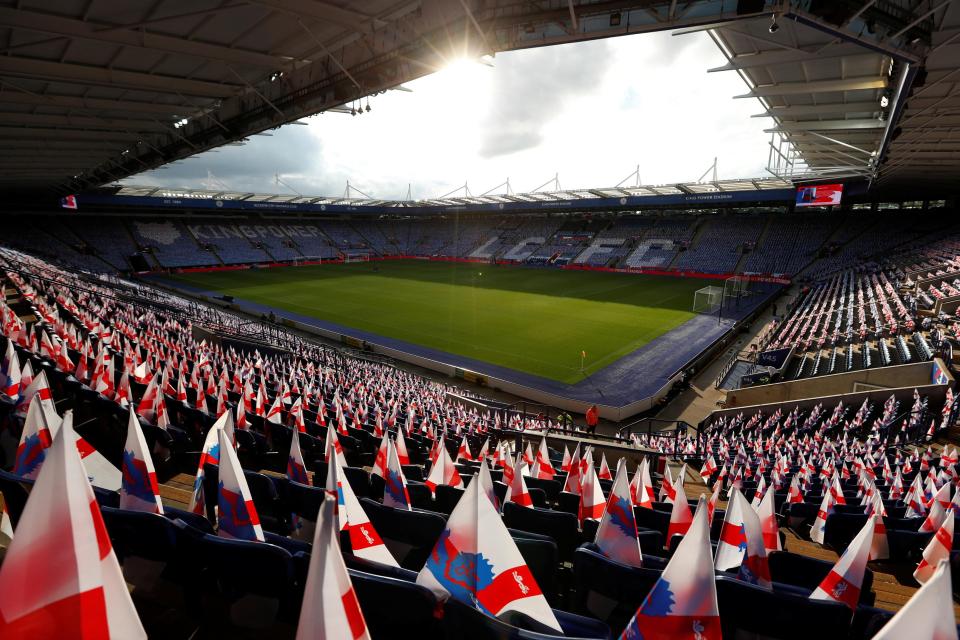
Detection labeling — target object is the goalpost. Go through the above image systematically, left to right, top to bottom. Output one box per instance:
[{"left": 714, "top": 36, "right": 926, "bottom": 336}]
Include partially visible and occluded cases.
[
  {"left": 344, "top": 253, "right": 371, "bottom": 263},
  {"left": 723, "top": 275, "right": 751, "bottom": 301},
  {"left": 692, "top": 286, "right": 723, "bottom": 314}
]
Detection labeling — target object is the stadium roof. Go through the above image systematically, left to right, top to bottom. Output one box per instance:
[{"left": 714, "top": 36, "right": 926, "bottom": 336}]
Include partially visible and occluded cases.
[
  {"left": 0, "top": 0, "right": 953, "bottom": 197},
  {"left": 696, "top": 2, "right": 960, "bottom": 190},
  {"left": 114, "top": 176, "right": 794, "bottom": 208}
]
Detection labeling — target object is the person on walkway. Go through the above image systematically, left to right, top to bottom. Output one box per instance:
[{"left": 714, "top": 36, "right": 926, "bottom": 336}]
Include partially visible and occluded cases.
[{"left": 585, "top": 404, "right": 599, "bottom": 436}]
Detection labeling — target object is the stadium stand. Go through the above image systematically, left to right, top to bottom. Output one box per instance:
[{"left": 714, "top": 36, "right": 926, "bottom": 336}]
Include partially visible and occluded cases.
[{"left": 1, "top": 238, "right": 958, "bottom": 638}]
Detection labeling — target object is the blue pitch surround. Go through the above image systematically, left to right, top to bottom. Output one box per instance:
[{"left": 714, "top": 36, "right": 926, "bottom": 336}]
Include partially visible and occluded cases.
[{"left": 154, "top": 275, "right": 779, "bottom": 415}]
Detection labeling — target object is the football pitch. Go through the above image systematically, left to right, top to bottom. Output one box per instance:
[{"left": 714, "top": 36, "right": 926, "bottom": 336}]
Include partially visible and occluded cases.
[{"left": 169, "top": 261, "right": 706, "bottom": 383}]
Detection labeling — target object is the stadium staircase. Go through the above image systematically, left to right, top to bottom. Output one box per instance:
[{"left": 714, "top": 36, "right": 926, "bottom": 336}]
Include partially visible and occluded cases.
[
  {"left": 732, "top": 215, "right": 773, "bottom": 274},
  {"left": 666, "top": 218, "right": 706, "bottom": 270},
  {"left": 347, "top": 222, "right": 383, "bottom": 258},
  {"left": 183, "top": 223, "right": 226, "bottom": 266}
]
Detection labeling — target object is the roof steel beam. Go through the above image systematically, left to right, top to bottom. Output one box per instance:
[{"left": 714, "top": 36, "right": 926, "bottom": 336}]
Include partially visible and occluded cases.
[
  {"left": 243, "top": 0, "right": 385, "bottom": 33},
  {"left": 0, "top": 7, "right": 296, "bottom": 69},
  {"left": 709, "top": 47, "right": 876, "bottom": 72},
  {"left": 0, "top": 56, "right": 239, "bottom": 98},
  {"left": 735, "top": 76, "right": 887, "bottom": 98},
  {"left": 0, "top": 91, "right": 197, "bottom": 116},
  {"left": 752, "top": 102, "right": 882, "bottom": 118},
  {"left": 0, "top": 112, "right": 169, "bottom": 132}
]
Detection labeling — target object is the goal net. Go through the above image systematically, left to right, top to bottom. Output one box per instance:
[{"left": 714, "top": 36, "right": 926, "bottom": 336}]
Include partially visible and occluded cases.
[
  {"left": 344, "top": 253, "right": 371, "bottom": 263},
  {"left": 723, "top": 275, "right": 751, "bottom": 300},
  {"left": 692, "top": 286, "right": 724, "bottom": 314}
]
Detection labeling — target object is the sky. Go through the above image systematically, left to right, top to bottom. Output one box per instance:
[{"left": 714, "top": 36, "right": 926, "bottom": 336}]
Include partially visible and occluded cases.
[{"left": 125, "top": 30, "right": 774, "bottom": 200}]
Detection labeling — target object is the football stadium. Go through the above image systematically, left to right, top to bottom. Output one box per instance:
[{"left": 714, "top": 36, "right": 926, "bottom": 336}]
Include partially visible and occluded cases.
[{"left": 1, "top": 0, "right": 960, "bottom": 638}]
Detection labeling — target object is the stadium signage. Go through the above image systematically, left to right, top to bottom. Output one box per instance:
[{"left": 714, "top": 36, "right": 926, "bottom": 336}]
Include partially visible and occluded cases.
[
  {"left": 78, "top": 188, "right": 796, "bottom": 216},
  {"left": 188, "top": 223, "right": 323, "bottom": 239}
]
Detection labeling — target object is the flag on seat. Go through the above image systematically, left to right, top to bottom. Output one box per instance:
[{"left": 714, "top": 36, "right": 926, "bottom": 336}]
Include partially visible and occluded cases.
[
  {"left": 0, "top": 339, "right": 20, "bottom": 400},
  {"left": 13, "top": 394, "right": 59, "bottom": 480},
  {"left": 120, "top": 408, "right": 163, "bottom": 515},
  {"left": 0, "top": 411, "right": 146, "bottom": 638},
  {"left": 187, "top": 411, "right": 230, "bottom": 517},
  {"left": 325, "top": 423, "right": 348, "bottom": 469},
  {"left": 287, "top": 425, "right": 310, "bottom": 486},
  {"left": 216, "top": 427, "right": 264, "bottom": 542},
  {"left": 371, "top": 432, "right": 389, "bottom": 479},
  {"left": 535, "top": 437, "right": 556, "bottom": 480},
  {"left": 383, "top": 438, "right": 412, "bottom": 511},
  {"left": 425, "top": 440, "right": 462, "bottom": 495},
  {"left": 326, "top": 441, "right": 399, "bottom": 567},
  {"left": 504, "top": 453, "right": 533, "bottom": 509},
  {"left": 579, "top": 457, "right": 606, "bottom": 523},
  {"left": 594, "top": 459, "right": 643, "bottom": 568},
  {"left": 417, "top": 476, "right": 562, "bottom": 632},
  {"left": 665, "top": 481, "right": 692, "bottom": 549},
  {"left": 754, "top": 485, "right": 782, "bottom": 552},
  {"left": 715, "top": 487, "right": 749, "bottom": 571},
  {"left": 729, "top": 490, "right": 771, "bottom": 589},
  {"left": 810, "top": 490, "right": 836, "bottom": 545},
  {"left": 295, "top": 495, "right": 370, "bottom": 640},
  {"left": 620, "top": 497, "right": 721, "bottom": 640},
  {"left": 914, "top": 513, "right": 953, "bottom": 584},
  {"left": 810, "top": 515, "right": 875, "bottom": 609},
  {"left": 873, "top": 560, "right": 957, "bottom": 640}
]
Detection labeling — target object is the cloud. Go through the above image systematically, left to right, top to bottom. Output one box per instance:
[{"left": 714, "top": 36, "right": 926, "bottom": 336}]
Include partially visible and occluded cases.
[
  {"left": 125, "top": 31, "right": 776, "bottom": 199},
  {"left": 477, "top": 39, "right": 613, "bottom": 158},
  {"left": 129, "top": 125, "right": 326, "bottom": 194}
]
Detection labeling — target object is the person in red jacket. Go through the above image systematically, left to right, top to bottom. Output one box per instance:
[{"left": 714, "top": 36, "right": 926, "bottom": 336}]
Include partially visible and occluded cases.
[{"left": 585, "top": 404, "right": 599, "bottom": 435}]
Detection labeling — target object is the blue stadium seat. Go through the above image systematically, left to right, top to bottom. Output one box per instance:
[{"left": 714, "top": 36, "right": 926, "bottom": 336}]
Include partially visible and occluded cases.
[
  {"left": 0, "top": 468, "right": 32, "bottom": 528},
  {"left": 435, "top": 483, "right": 465, "bottom": 514},
  {"left": 359, "top": 497, "right": 446, "bottom": 570},
  {"left": 502, "top": 502, "right": 581, "bottom": 562},
  {"left": 164, "top": 505, "right": 215, "bottom": 535},
  {"left": 101, "top": 506, "right": 178, "bottom": 564},
  {"left": 199, "top": 533, "right": 298, "bottom": 628},
  {"left": 572, "top": 542, "right": 667, "bottom": 634},
  {"left": 768, "top": 551, "right": 875, "bottom": 606},
  {"left": 348, "top": 568, "right": 442, "bottom": 638},
  {"left": 716, "top": 575, "right": 852, "bottom": 639},
  {"left": 442, "top": 597, "right": 612, "bottom": 639}
]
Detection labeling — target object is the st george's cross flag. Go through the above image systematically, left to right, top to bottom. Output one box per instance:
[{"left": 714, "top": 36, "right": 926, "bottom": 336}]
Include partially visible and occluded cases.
[
  {"left": 0, "top": 338, "right": 21, "bottom": 399},
  {"left": 119, "top": 408, "right": 164, "bottom": 515},
  {"left": 0, "top": 411, "right": 147, "bottom": 638},
  {"left": 325, "top": 422, "right": 348, "bottom": 469},
  {"left": 287, "top": 425, "right": 310, "bottom": 486},
  {"left": 535, "top": 436, "right": 556, "bottom": 479},
  {"left": 383, "top": 438, "right": 412, "bottom": 511},
  {"left": 425, "top": 440, "right": 463, "bottom": 495},
  {"left": 504, "top": 452, "right": 533, "bottom": 509},
  {"left": 579, "top": 456, "right": 607, "bottom": 523},
  {"left": 417, "top": 476, "right": 562, "bottom": 632},
  {"left": 665, "top": 481, "right": 693, "bottom": 549},
  {"left": 754, "top": 485, "right": 782, "bottom": 552},
  {"left": 295, "top": 495, "right": 370, "bottom": 640},
  {"left": 620, "top": 497, "right": 721, "bottom": 640},
  {"left": 914, "top": 513, "right": 954, "bottom": 585},
  {"left": 810, "top": 515, "right": 875, "bottom": 609},
  {"left": 873, "top": 560, "right": 958, "bottom": 640}
]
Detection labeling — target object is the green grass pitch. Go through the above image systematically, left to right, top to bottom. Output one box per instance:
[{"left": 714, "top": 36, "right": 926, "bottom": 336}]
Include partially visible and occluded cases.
[{"left": 170, "top": 261, "right": 705, "bottom": 383}]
